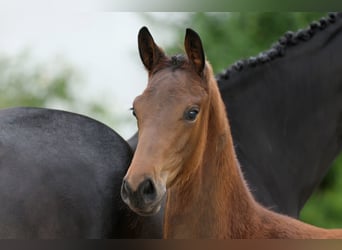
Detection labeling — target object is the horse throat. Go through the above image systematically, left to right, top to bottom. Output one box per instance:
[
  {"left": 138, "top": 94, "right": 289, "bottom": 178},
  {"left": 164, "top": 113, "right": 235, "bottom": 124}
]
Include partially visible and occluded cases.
[{"left": 163, "top": 77, "right": 257, "bottom": 239}]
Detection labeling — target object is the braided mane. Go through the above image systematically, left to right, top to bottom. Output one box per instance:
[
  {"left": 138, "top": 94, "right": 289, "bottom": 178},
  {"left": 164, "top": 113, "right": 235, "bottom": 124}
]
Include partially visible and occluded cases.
[{"left": 216, "top": 12, "right": 342, "bottom": 82}]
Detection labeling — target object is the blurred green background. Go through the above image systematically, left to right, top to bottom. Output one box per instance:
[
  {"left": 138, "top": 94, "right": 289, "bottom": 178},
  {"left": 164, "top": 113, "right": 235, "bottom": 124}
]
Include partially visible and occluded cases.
[
  {"left": 1, "top": 12, "right": 341, "bottom": 228},
  {"left": 0, "top": 49, "right": 129, "bottom": 137}
]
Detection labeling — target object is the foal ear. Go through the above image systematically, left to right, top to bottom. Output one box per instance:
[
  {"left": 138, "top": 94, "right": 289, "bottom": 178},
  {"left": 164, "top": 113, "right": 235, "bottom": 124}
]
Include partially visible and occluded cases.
[
  {"left": 138, "top": 26, "right": 166, "bottom": 72},
  {"left": 184, "top": 28, "right": 205, "bottom": 75}
]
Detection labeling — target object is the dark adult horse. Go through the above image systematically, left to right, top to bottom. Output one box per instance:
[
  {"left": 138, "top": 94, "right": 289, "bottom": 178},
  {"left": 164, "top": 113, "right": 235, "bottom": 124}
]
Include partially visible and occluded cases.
[
  {"left": 217, "top": 12, "right": 342, "bottom": 216},
  {"left": 0, "top": 13, "right": 341, "bottom": 238},
  {"left": 0, "top": 107, "right": 163, "bottom": 238},
  {"left": 0, "top": 107, "right": 126, "bottom": 238}
]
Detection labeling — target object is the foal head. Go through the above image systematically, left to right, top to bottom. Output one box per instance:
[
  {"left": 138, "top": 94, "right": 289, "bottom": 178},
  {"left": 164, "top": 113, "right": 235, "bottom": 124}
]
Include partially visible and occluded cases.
[{"left": 121, "top": 27, "right": 215, "bottom": 216}]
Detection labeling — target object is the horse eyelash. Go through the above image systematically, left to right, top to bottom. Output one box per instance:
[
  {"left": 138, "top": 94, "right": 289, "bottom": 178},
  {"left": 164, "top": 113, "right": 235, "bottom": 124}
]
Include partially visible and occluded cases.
[{"left": 130, "top": 107, "right": 137, "bottom": 117}]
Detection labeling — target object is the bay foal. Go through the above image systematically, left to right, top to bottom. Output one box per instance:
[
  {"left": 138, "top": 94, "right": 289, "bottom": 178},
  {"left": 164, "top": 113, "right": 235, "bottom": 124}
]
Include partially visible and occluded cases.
[{"left": 121, "top": 27, "right": 342, "bottom": 239}]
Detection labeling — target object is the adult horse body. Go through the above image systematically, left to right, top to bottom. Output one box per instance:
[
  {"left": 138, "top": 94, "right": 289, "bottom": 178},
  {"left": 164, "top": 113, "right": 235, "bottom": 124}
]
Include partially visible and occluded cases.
[
  {"left": 128, "top": 12, "right": 342, "bottom": 217},
  {"left": 122, "top": 26, "right": 342, "bottom": 238},
  {"left": 0, "top": 107, "right": 161, "bottom": 238}
]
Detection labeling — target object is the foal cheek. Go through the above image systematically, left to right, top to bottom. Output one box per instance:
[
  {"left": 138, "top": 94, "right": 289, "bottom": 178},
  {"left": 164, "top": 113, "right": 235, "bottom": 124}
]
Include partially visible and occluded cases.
[{"left": 160, "top": 140, "right": 190, "bottom": 188}]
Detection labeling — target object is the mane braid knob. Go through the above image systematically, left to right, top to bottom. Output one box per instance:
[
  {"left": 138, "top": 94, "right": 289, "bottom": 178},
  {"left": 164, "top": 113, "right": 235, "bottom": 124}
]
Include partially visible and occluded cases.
[
  {"left": 328, "top": 13, "right": 337, "bottom": 23},
  {"left": 319, "top": 18, "right": 328, "bottom": 30},
  {"left": 310, "top": 21, "right": 320, "bottom": 31},
  {"left": 297, "top": 29, "right": 311, "bottom": 41},
  {"left": 258, "top": 53, "right": 271, "bottom": 63},
  {"left": 233, "top": 61, "right": 245, "bottom": 71}
]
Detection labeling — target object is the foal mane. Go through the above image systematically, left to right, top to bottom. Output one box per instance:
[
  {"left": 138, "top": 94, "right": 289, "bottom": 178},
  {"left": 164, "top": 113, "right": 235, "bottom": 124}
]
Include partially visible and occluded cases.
[{"left": 216, "top": 12, "right": 342, "bottom": 82}]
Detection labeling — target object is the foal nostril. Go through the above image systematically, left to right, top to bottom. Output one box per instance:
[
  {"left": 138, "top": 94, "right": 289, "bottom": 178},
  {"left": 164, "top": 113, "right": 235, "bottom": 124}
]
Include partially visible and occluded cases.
[
  {"left": 121, "top": 178, "right": 158, "bottom": 206},
  {"left": 139, "top": 178, "right": 157, "bottom": 202},
  {"left": 121, "top": 179, "right": 132, "bottom": 200}
]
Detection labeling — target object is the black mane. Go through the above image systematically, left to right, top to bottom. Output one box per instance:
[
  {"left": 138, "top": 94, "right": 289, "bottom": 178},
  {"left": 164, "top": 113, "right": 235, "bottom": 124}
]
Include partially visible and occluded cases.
[{"left": 216, "top": 12, "right": 342, "bottom": 82}]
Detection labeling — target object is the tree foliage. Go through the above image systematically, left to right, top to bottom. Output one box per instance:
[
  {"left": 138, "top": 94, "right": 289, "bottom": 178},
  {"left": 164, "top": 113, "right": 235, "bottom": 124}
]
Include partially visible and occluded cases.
[
  {"left": 0, "top": 51, "right": 127, "bottom": 132},
  {"left": 0, "top": 51, "right": 74, "bottom": 108}
]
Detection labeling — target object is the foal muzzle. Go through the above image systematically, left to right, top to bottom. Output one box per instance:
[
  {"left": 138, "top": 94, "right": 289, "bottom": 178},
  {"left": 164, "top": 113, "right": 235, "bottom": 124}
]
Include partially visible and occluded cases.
[{"left": 121, "top": 177, "right": 165, "bottom": 216}]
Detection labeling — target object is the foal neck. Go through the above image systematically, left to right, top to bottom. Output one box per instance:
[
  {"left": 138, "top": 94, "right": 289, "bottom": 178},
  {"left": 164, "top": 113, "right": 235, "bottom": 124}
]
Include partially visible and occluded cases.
[{"left": 163, "top": 65, "right": 257, "bottom": 239}]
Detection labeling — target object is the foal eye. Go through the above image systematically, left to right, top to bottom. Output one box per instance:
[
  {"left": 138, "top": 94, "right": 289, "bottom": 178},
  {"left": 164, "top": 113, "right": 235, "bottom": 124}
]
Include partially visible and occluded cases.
[
  {"left": 130, "top": 107, "right": 136, "bottom": 117},
  {"left": 184, "top": 107, "right": 199, "bottom": 122}
]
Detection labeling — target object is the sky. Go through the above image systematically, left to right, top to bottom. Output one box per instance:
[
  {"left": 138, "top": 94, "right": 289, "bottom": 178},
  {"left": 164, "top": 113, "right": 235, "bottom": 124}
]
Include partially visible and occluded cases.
[{"left": 0, "top": 5, "right": 181, "bottom": 138}]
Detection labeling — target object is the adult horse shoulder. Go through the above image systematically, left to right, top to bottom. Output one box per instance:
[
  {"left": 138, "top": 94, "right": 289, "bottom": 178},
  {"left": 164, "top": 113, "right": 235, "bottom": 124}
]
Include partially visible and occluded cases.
[
  {"left": 128, "top": 12, "right": 342, "bottom": 217},
  {"left": 122, "top": 26, "right": 342, "bottom": 239},
  {"left": 0, "top": 107, "right": 162, "bottom": 238}
]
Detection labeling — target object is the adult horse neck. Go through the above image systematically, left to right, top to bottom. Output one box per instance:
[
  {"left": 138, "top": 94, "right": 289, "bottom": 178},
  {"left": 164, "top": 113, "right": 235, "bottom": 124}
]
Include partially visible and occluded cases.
[
  {"left": 216, "top": 12, "right": 342, "bottom": 216},
  {"left": 122, "top": 26, "right": 342, "bottom": 239}
]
